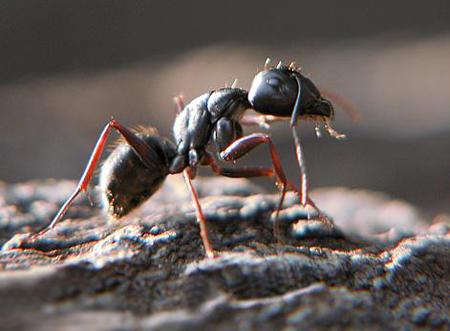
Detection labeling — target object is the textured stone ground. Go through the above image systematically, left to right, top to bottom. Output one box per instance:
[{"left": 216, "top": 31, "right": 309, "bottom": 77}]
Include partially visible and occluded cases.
[{"left": 0, "top": 177, "right": 448, "bottom": 331}]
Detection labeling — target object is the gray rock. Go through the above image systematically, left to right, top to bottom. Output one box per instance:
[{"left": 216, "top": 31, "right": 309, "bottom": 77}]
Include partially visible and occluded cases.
[{"left": 0, "top": 177, "right": 448, "bottom": 331}]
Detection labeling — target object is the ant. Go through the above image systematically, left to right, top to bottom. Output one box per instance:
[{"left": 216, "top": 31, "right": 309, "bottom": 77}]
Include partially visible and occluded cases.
[{"left": 34, "top": 59, "right": 353, "bottom": 258}]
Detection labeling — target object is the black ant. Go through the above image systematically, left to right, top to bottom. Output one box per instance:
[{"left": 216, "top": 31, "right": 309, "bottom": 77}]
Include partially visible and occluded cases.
[{"left": 35, "top": 59, "right": 353, "bottom": 258}]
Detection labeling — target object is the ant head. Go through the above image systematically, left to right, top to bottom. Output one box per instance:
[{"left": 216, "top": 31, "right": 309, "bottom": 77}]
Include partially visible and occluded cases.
[{"left": 248, "top": 62, "right": 334, "bottom": 119}]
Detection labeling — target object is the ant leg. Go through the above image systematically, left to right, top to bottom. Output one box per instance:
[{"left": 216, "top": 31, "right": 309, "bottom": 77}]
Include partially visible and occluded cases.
[
  {"left": 288, "top": 74, "right": 310, "bottom": 206},
  {"left": 289, "top": 75, "right": 336, "bottom": 213},
  {"left": 241, "top": 114, "right": 314, "bottom": 208},
  {"left": 38, "top": 119, "right": 158, "bottom": 235},
  {"left": 291, "top": 126, "right": 308, "bottom": 206},
  {"left": 291, "top": 126, "right": 331, "bottom": 224},
  {"left": 288, "top": 128, "right": 333, "bottom": 224},
  {"left": 219, "top": 133, "right": 294, "bottom": 238},
  {"left": 220, "top": 133, "right": 287, "bottom": 186},
  {"left": 211, "top": 147, "right": 330, "bottom": 229},
  {"left": 204, "top": 151, "right": 296, "bottom": 190},
  {"left": 203, "top": 152, "right": 290, "bottom": 240},
  {"left": 204, "top": 152, "right": 273, "bottom": 178},
  {"left": 182, "top": 169, "right": 215, "bottom": 258}
]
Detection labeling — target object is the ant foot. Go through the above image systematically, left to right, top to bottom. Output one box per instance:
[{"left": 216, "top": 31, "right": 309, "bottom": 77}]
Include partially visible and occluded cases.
[
  {"left": 272, "top": 200, "right": 342, "bottom": 241},
  {"left": 30, "top": 227, "right": 52, "bottom": 240},
  {"left": 2, "top": 232, "right": 37, "bottom": 251},
  {"left": 205, "top": 248, "right": 217, "bottom": 259}
]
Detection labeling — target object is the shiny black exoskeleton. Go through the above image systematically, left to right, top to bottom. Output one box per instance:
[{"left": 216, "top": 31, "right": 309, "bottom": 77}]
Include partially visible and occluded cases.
[
  {"left": 38, "top": 59, "right": 346, "bottom": 258},
  {"left": 248, "top": 62, "right": 335, "bottom": 125},
  {"left": 100, "top": 88, "right": 254, "bottom": 219},
  {"left": 169, "top": 88, "right": 250, "bottom": 175}
]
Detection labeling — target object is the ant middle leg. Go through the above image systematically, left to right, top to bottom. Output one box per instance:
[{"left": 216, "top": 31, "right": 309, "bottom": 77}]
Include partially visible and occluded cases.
[
  {"left": 290, "top": 125, "right": 332, "bottom": 224},
  {"left": 219, "top": 133, "right": 297, "bottom": 239},
  {"left": 219, "top": 133, "right": 289, "bottom": 187},
  {"left": 182, "top": 151, "right": 284, "bottom": 257},
  {"left": 203, "top": 152, "right": 293, "bottom": 240},
  {"left": 182, "top": 168, "right": 215, "bottom": 258}
]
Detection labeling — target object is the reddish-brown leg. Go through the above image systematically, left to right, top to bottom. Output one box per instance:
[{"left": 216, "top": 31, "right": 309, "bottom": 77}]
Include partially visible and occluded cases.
[
  {"left": 290, "top": 78, "right": 334, "bottom": 217},
  {"left": 243, "top": 114, "right": 323, "bottom": 216},
  {"left": 38, "top": 119, "right": 157, "bottom": 235},
  {"left": 291, "top": 125, "right": 332, "bottom": 224},
  {"left": 291, "top": 126, "right": 308, "bottom": 206},
  {"left": 219, "top": 133, "right": 295, "bottom": 239},
  {"left": 220, "top": 133, "right": 288, "bottom": 186},
  {"left": 185, "top": 151, "right": 281, "bottom": 258},
  {"left": 203, "top": 152, "right": 290, "bottom": 240},
  {"left": 203, "top": 152, "right": 274, "bottom": 178},
  {"left": 183, "top": 169, "right": 215, "bottom": 258}
]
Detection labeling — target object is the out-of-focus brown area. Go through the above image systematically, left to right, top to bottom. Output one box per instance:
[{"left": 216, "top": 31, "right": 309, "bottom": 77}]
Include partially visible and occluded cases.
[{"left": 0, "top": 1, "right": 449, "bottom": 215}]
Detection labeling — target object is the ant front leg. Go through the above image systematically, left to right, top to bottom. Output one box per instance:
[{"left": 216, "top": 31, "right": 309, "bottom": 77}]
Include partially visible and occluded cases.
[
  {"left": 289, "top": 74, "right": 310, "bottom": 207},
  {"left": 289, "top": 75, "right": 335, "bottom": 210},
  {"left": 37, "top": 119, "right": 156, "bottom": 235},
  {"left": 291, "top": 125, "right": 332, "bottom": 225},
  {"left": 291, "top": 126, "right": 308, "bottom": 206},
  {"left": 203, "top": 152, "right": 274, "bottom": 179}
]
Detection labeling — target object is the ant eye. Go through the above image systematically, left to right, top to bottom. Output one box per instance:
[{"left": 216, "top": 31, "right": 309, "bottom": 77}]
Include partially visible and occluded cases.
[{"left": 266, "top": 78, "right": 281, "bottom": 87}]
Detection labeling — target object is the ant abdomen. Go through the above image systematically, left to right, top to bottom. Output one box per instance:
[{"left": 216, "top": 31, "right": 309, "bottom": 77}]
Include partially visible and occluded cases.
[{"left": 99, "top": 127, "right": 176, "bottom": 218}]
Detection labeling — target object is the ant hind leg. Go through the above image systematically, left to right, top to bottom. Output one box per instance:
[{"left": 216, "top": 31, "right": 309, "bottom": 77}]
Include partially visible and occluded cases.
[{"left": 36, "top": 119, "right": 158, "bottom": 236}]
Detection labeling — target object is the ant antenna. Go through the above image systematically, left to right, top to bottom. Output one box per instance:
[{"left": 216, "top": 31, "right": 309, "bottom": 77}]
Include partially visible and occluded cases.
[
  {"left": 231, "top": 79, "right": 238, "bottom": 88},
  {"left": 320, "top": 88, "right": 361, "bottom": 123}
]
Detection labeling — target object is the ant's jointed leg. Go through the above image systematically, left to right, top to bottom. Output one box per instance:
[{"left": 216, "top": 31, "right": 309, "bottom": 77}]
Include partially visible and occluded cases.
[
  {"left": 39, "top": 119, "right": 163, "bottom": 234},
  {"left": 219, "top": 133, "right": 294, "bottom": 238},
  {"left": 183, "top": 169, "right": 215, "bottom": 258}
]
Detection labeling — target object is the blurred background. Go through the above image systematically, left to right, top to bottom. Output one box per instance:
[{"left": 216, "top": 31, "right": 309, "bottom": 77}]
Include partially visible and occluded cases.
[{"left": 0, "top": 1, "right": 449, "bottom": 215}]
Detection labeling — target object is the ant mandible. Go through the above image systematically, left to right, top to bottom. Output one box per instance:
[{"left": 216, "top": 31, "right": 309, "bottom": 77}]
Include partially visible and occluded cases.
[{"left": 35, "top": 59, "right": 352, "bottom": 258}]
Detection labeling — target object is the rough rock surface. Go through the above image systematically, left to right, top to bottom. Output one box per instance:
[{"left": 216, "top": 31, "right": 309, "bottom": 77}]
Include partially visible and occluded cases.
[{"left": 0, "top": 177, "right": 448, "bottom": 331}]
